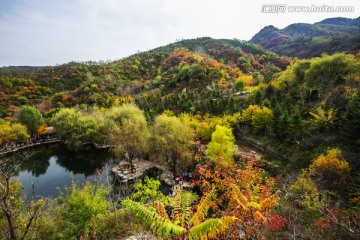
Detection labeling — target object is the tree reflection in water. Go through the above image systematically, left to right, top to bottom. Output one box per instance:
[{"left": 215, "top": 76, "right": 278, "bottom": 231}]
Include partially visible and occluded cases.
[{"left": 9, "top": 143, "right": 115, "bottom": 197}]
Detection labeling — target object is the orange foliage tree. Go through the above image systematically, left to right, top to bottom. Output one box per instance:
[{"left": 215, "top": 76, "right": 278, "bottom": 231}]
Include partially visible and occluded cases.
[
  {"left": 37, "top": 124, "right": 48, "bottom": 135},
  {"left": 309, "top": 148, "right": 350, "bottom": 188},
  {"left": 194, "top": 156, "right": 280, "bottom": 239}
]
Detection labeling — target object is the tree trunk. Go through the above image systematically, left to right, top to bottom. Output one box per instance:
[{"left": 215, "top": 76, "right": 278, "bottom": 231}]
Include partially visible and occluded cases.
[
  {"left": 170, "top": 154, "right": 177, "bottom": 180},
  {"left": 2, "top": 178, "right": 17, "bottom": 240}
]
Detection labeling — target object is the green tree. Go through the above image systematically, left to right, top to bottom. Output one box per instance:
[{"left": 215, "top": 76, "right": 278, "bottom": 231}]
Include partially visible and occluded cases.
[
  {"left": 234, "top": 77, "right": 245, "bottom": 91},
  {"left": 342, "top": 90, "right": 360, "bottom": 146},
  {"left": 105, "top": 104, "right": 149, "bottom": 167},
  {"left": 16, "top": 106, "right": 43, "bottom": 135},
  {"left": 50, "top": 108, "right": 105, "bottom": 151},
  {"left": 150, "top": 114, "right": 193, "bottom": 178},
  {"left": 206, "top": 125, "right": 235, "bottom": 166},
  {"left": 131, "top": 176, "right": 169, "bottom": 204},
  {"left": 54, "top": 181, "right": 112, "bottom": 239}
]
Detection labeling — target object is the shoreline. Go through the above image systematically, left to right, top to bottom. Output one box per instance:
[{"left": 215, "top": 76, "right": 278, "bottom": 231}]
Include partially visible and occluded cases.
[
  {"left": 0, "top": 138, "right": 61, "bottom": 156},
  {"left": 0, "top": 139, "right": 113, "bottom": 156}
]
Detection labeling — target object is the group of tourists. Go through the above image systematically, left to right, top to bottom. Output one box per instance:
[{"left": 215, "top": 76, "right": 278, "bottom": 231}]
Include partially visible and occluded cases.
[
  {"left": 0, "top": 135, "right": 57, "bottom": 154},
  {"left": 169, "top": 171, "right": 194, "bottom": 197},
  {"left": 175, "top": 171, "right": 193, "bottom": 184}
]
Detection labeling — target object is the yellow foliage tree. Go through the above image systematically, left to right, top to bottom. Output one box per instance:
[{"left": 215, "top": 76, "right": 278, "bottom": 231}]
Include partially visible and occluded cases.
[
  {"left": 242, "top": 105, "right": 274, "bottom": 133},
  {"left": 242, "top": 105, "right": 261, "bottom": 125},
  {"left": 309, "top": 105, "right": 337, "bottom": 130},
  {"left": 206, "top": 125, "right": 236, "bottom": 166},
  {"left": 309, "top": 148, "right": 350, "bottom": 187}
]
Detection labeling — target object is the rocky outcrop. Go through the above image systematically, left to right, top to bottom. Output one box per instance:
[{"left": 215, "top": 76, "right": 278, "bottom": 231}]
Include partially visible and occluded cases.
[{"left": 112, "top": 159, "right": 174, "bottom": 186}]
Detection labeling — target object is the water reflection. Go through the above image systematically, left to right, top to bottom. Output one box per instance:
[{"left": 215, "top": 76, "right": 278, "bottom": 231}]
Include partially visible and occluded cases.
[
  {"left": 6, "top": 143, "right": 170, "bottom": 198},
  {"left": 10, "top": 143, "right": 114, "bottom": 197},
  {"left": 52, "top": 145, "right": 111, "bottom": 177},
  {"left": 19, "top": 148, "right": 52, "bottom": 177}
]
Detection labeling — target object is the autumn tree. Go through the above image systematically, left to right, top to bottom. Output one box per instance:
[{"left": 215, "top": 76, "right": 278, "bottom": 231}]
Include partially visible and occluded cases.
[
  {"left": 105, "top": 104, "right": 149, "bottom": 166},
  {"left": 241, "top": 104, "right": 274, "bottom": 134},
  {"left": 241, "top": 104, "right": 261, "bottom": 125},
  {"left": 309, "top": 105, "right": 337, "bottom": 131},
  {"left": 16, "top": 106, "right": 43, "bottom": 136},
  {"left": 252, "top": 106, "right": 274, "bottom": 134},
  {"left": 50, "top": 108, "right": 105, "bottom": 151},
  {"left": 181, "top": 113, "right": 235, "bottom": 142},
  {"left": 150, "top": 114, "right": 193, "bottom": 178},
  {"left": 0, "top": 122, "right": 29, "bottom": 145},
  {"left": 0, "top": 122, "right": 13, "bottom": 145},
  {"left": 11, "top": 123, "right": 29, "bottom": 142},
  {"left": 37, "top": 124, "right": 48, "bottom": 135},
  {"left": 206, "top": 125, "right": 235, "bottom": 166},
  {"left": 309, "top": 148, "right": 350, "bottom": 189},
  {"left": 195, "top": 156, "right": 280, "bottom": 239},
  {"left": 275, "top": 161, "right": 357, "bottom": 239},
  {"left": 271, "top": 172, "right": 324, "bottom": 239},
  {"left": 124, "top": 187, "right": 237, "bottom": 239}
]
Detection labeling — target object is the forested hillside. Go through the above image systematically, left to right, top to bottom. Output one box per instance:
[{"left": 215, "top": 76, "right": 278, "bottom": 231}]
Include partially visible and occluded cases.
[
  {"left": 251, "top": 17, "right": 360, "bottom": 58},
  {"left": 1, "top": 23, "right": 360, "bottom": 239},
  {"left": 1, "top": 37, "right": 358, "bottom": 169},
  {"left": 0, "top": 38, "right": 290, "bottom": 119}
]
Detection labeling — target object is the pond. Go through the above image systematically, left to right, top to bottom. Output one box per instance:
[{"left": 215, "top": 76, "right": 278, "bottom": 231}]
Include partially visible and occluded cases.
[
  {"left": 2, "top": 142, "right": 272, "bottom": 198},
  {"left": 6, "top": 143, "right": 115, "bottom": 197}
]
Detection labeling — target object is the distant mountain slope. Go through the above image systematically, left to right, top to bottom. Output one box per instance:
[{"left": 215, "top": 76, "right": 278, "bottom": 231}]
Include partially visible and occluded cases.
[
  {"left": 250, "top": 17, "right": 360, "bottom": 58},
  {"left": 0, "top": 37, "right": 290, "bottom": 118}
]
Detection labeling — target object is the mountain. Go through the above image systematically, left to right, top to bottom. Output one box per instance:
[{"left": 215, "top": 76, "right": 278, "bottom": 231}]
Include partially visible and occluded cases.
[
  {"left": 250, "top": 17, "right": 360, "bottom": 58},
  {"left": 0, "top": 25, "right": 359, "bottom": 169},
  {"left": 0, "top": 37, "right": 290, "bottom": 119}
]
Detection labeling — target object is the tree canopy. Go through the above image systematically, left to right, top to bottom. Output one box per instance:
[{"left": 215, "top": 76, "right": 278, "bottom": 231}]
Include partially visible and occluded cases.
[
  {"left": 105, "top": 104, "right": 150, "bottom": 162},
  {"left": 16, "top": 105, "right": 43, "bottom": 135},
  {"left": 150, "top": 114, "right": 194, "bottom": 176},
  {"left": 206, "top": 125, "right": 235, "bottom": 166}
]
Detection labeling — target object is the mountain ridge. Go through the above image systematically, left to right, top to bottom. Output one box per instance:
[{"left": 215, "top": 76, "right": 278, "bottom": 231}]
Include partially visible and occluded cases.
[{"left": 251, "top": 16, "right": 360, "bottom": 58}]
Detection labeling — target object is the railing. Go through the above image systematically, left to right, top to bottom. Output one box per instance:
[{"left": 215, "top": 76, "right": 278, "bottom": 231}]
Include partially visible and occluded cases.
[
  {"left": 0, "top": 137, "right": 61, "bottom": 155},
  {"left": 0, "top": 138, "right": 118, "bottom": 156}
]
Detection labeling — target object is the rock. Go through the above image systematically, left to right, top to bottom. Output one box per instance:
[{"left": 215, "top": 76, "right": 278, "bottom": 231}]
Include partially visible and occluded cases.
[
  {"left": 112, "top": 160, "right": 174, "bottom": 184},
  {"left": 126, "top": 237, "right": 137, "bottom": 240}
]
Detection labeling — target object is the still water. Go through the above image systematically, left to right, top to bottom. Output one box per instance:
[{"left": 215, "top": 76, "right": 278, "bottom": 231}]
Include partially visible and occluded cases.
[{"left": 10, "top": 143, "right": 115, "bottom": 197}]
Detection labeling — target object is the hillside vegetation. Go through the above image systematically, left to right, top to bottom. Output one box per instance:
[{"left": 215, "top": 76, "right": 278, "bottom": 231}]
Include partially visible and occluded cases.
[
  {"left": 251, "top": 17, "right": 360, "bottom": 58},
  {"left": 1, "top": 19, "right": 360, "bottom": 239},
  {"left": 0, "top": 38, "right": 290, "bottom": 119}
]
